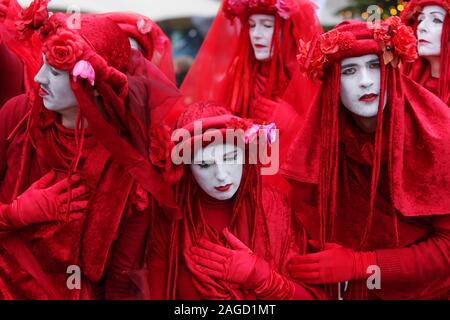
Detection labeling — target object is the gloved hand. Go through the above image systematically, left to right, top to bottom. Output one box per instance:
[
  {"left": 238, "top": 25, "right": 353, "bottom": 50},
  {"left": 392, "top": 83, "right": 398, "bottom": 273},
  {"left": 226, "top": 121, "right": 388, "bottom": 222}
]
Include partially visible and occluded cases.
[
  {"left": 254, "top": 97, "right": 280, "bottom": 123},
  {"left": 1, "top": 171, "right": 89, "bottom": 230},
  {"left": 191, "top": 228, "right": 271, "bottom": 289},
  {"left": 287, "top": 240, "right": 377, "bottom": 284}
]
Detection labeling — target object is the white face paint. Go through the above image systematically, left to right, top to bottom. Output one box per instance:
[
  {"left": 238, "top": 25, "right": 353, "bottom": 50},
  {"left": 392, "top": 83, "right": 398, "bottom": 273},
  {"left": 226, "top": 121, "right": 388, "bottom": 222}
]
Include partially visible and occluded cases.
[
  {"left": 417, "top": 5, "right": 446, "bottom": 57},
  {"left": 248, "top": 14, "right": 275, "bottom": 61},
  {"left": 340, "top": 54, "right": 387, "bottom": 118},
  {"left": 34, "top": 55, "right": 78, "bottom": 112},
  {"left": 190, "top": 143, "right": 244, "bottom": 201}
]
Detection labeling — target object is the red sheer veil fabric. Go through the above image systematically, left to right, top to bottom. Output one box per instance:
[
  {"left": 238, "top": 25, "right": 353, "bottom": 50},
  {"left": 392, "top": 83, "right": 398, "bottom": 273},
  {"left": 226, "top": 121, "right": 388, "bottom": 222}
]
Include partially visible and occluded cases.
[
  {"left": 0, "top": 0, "right": 30, "bottom": 103},
  {"left": 179, "top": 0, "right": 322, "bottom": 117},
  {"left": 402, "top": 0, "right": 450, "bottom": 105},
  {"left": 102, "top": 12, "right": 176, "bottom": 84},
  {"left": 282, "top": 19, "right": 450, "bottom": 252}
]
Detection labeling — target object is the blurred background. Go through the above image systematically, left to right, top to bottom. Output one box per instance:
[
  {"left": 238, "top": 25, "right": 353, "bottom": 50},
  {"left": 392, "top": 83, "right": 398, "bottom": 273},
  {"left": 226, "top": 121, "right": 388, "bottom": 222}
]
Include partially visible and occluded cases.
[{"left": 17, "top": 0, "right": 410, "bottom": 85}]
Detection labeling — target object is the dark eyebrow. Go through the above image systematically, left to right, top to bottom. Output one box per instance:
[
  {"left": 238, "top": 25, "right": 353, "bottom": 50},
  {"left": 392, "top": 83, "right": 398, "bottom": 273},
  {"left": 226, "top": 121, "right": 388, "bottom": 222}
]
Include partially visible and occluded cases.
[
  {"left": 419, "top": 11, "right": 445, "bottom": 16},
  {"left": 368, "top": 59, "right": 379, "bottom": 64},
  {"left": 341, "top": 63, "right": 358, "bottom": 69}
]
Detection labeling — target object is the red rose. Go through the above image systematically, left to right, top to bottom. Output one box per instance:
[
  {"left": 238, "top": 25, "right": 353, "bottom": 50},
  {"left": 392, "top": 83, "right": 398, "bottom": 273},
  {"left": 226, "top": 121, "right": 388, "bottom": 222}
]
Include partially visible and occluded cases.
[
  {"left": 16, "top": 0, "right": 49, "bottom": 39},
  {"left": 225, "top": 0, "right": 248, "bottom": 18},
  {"left": 373, "top": 23, "right": 393, "bottom": 49},
  {"left": 393, "top": 24, "right": 418, "bottom": 63},
  {"left": 42, "top": 30, "right": 84, "bottom": 71},
  {"left": 319, "top": 30, "right": 340, "bottom": 55},
  {"left": 297, "top": 39, "right": 325, "bottom": 80},
  {"left": 149, "top": 125, "right": 174, "bottom": 170},
  {"left": 149, "top": 125, "right": 184, "bottom": 184}
]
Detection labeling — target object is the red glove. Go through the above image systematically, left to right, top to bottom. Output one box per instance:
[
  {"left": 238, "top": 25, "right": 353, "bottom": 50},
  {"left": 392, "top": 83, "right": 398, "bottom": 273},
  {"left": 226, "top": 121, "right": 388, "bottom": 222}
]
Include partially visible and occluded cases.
[
  {"left": 254, "top": 97, "right": 281, "bottom": 123},
  {"left": 0, "top": 171, "right": 89, "bottom": 230},
  {"left": 191, "top": 228, "right": 271, "bottom": 289},
  {"left": 287, "top": 241, "right": 377, "bottom": 284}
]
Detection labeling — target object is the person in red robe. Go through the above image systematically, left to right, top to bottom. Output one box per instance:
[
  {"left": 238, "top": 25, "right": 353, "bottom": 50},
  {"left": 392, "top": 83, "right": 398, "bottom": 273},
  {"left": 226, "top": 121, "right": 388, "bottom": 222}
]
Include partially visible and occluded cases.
[
  {"left": 0, "top": 0, "right": 180, "bottom": 299},
  {"left": 0, "top": 0, "right": 24, "bottom": 107},
  {"left": 180, "top": 0, "right": 321, "bottom": 123},
  {"left": 402, "top": 0, "right": 450, "bottom": 106},
  {"left": 102, "top": 12, "right": 176, "bottom": 84},
  {"left": 282, "top": 19, "right": 450, "bottom": 299},
  {"left": 105, "top": 101, "right": 325, "bottom": 300}
]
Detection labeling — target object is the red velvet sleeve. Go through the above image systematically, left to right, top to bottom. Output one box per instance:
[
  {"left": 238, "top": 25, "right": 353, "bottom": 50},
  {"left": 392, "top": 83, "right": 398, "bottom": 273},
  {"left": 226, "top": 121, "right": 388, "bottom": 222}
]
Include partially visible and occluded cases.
[
  {"left": 0, "top": 94, "right": 29, "bottom": 181},
  {"left": 104, "top": 204, "right": 151, "bottom": 300},
  {"left": 147, "top": 209, "right": 172, "bottom": 300},
  {"left": 376, "top": 214, "right": 450, "bottom": 283}
]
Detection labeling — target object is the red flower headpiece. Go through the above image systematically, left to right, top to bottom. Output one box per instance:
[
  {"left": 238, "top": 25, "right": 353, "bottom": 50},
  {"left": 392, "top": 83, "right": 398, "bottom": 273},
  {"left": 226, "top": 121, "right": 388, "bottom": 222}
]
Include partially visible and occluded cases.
[
  {"left": 14, "top": 0, "right": 130, "bottom": 97},
  {"left": 224, "top": 0, "right": 300, "bottom": 20},
  {"left": 297, "top": 19, "right": 418, "bottom": 80}
]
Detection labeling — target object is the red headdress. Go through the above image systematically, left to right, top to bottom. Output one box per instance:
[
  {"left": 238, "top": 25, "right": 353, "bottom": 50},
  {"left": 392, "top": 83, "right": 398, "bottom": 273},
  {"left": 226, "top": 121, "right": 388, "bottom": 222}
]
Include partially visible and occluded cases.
[
  {"left": 179, "top": 0, "right": 322, "bottom": 119},
  {"left": 401, "top": 0, "right": 450, "bottom": 105},
  {"left": 102, "top": 12, "right": 175, "bottom": 83},
  {"left": 282, "top": 19, "right": 450, "bottom": 255}
]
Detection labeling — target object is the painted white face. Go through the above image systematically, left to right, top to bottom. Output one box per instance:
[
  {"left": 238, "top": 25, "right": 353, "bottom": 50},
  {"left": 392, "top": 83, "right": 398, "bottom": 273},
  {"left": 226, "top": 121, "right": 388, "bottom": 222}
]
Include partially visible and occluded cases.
[
  {"left": 417, "top": 5, "right": 446, "bottom": 57},
  {"left": 249, "top": 14, "right": 275, "bottom": 61},
  {"left": 340, "top": 54, "right": 387, "bottom": 118},
  {"left": 34, "top": 55, "right": 78, "bottom": 112},
  {"left": 190, "top": 143, "right": 244, "bottom": 201}
]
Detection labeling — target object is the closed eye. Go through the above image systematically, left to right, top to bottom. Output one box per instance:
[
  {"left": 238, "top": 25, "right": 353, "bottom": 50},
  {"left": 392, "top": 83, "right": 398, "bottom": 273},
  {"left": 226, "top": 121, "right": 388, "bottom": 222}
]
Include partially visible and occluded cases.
[{"left": 198, "top": 163, "right": 212, "bottom": 169}]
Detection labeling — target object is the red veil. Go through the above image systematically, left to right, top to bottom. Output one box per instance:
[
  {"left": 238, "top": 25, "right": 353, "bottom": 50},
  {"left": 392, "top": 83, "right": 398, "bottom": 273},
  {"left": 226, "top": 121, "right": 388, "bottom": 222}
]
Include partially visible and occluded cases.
[
  {"left": 0, "top": 0, "right": 28, "bottom": 105},
  {"left": 179, "top": 0, "right": 322, "bottom": 118},
  {"left": 401, "top": 0, "right": 450, "bottom": 106},
  {"left": 102, "top": 12, "right": 176, "bottom": 84}
]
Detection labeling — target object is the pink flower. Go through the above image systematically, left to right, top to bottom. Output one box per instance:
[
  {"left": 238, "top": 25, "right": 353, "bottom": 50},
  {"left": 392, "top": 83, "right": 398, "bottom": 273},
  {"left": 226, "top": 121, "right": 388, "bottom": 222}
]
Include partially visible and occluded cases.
[
  {"left": 275, "top": 0, "right": 298, "bottom": 19},
  {"left": 137, "top": 18, "right": 152, "bottom": 35},
  {"left": 72, "top": 60, "right": 95, "bottom": 86},
  {"left": 243, "top": 123, "right": 277, "bottom": 144},
  {"left": 243, "top": 124, "right": 260, "bottom": 144}
]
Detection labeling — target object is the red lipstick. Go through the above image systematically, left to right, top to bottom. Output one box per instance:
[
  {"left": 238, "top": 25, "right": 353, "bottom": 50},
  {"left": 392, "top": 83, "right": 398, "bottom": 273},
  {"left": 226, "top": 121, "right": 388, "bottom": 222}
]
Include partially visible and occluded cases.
[
  {"left": 39, "top": 88, "right": 49, "bottom": 97},
  {"left": 359, "top": 93, "right": 378, "bottom": 103},
  {"left": 215, "top": 184, "right": 232, "bottom": 192}
]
